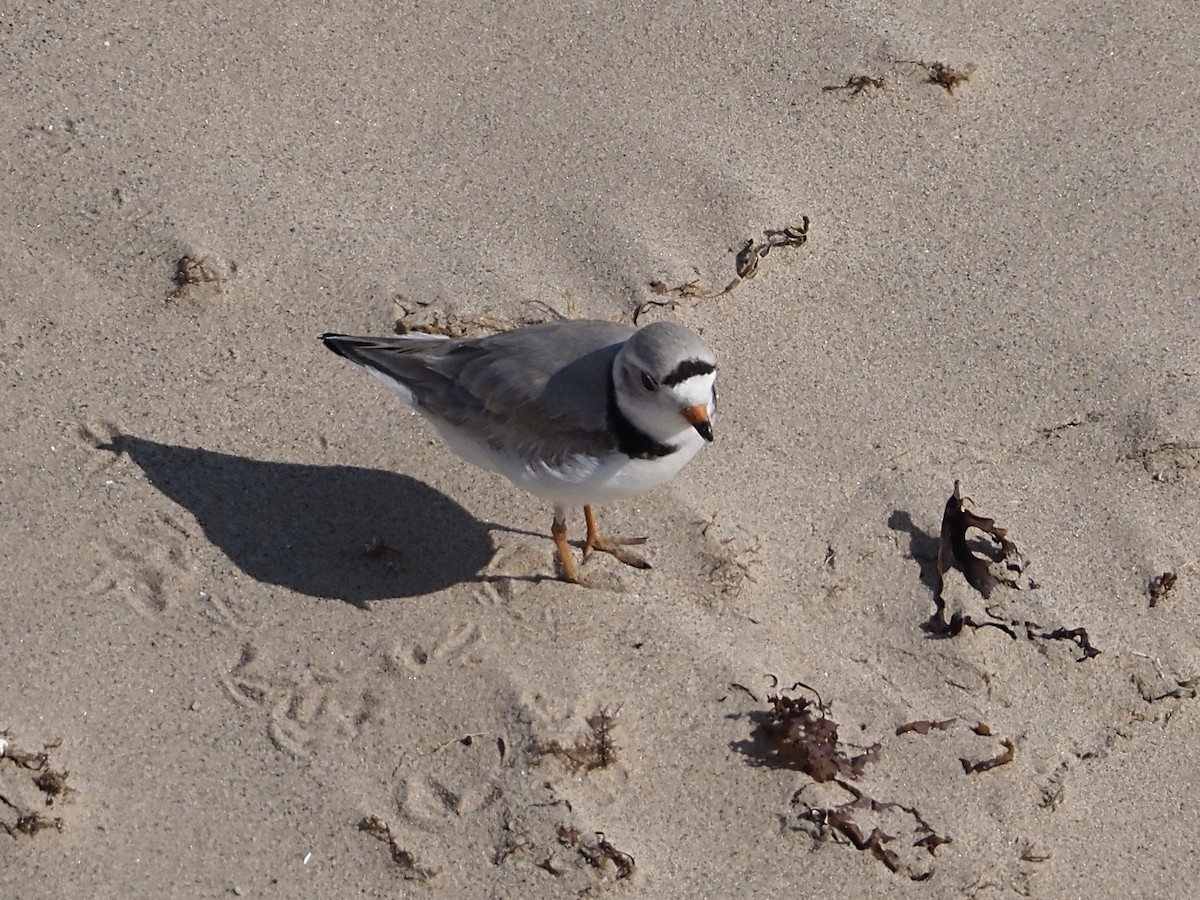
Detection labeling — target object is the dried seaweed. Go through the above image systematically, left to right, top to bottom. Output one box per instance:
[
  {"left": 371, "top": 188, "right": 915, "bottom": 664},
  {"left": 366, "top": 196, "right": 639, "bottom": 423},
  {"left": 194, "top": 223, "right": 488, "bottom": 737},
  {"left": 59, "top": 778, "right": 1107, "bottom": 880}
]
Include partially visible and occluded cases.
[
  {"left": 823, "top": 60, "right": 975, "bottom": 99},
  {"left": 901, "top": 60, "right": 978, "bottom": 94},
  {"left": 822, "top": 74, "right": 886, "bottom": 95},
  {"left": 632, "top": 219, "right": 810, "bottom": 323},
  {"left": 732, "top": 220, "right": 811, "bottom": 283},
  {"left": 169, "top": 254, "right": 231, "bottom": 300},
  {"left": 647, "top": 278, "right": 709, "bottom": 299},
  {"left": 632, "top": 284, "right": 706, "bottom": 322},
  {"left": 1038, "top": 412, "right": 1103, "bottom": 437},
  {"left": 936, "top": 480, "right": 1025, "bottom": 601},
  {"left": 925, "top": 481, "right": 1100, "bottom": 660},
  {"left": 1149, "top": 571, "right": 1178, "bottom": 607},
  {"left": 1040, "top": 628, "right": 1101, "bottom": 660},
  {"left": 1134, "top": 674, "right": 1199, "bottom": 703},
  {"left": 721, "top": 682, "right": 760, "bottom": 703},
  {"left": 741, "top": 690, "right": 1048, "bottom": 879},
  {"left": 747, "top": 693, "right": 879, "bottom": 781},
  {"left": 537, "top": 709, "right": 619, "bottom": 772},
  {"left": 895, "top": 718, "right": 956, "bottom": 736},
  {"left": 896, "top": 718, "right": 1016, "bottom": 776},
  {"left": 1, "top": 734, "right": 70, "bottom": 838},
  {"left": 2, "top": 738, "right": 60, "bottom": 772},
  {"left": 960, "top": 738, "right": 1016, "bottom": 774},
  {"left": 33, "top": 769, "right": 71, "bottom": 805},
  {"left": 799, "top": 781, "right": 950, "bottom": 881},
  {"left": 0, "top": 804, "right": 63, "bottom": 837},
  {"left": 358, "top": 816, "right": 437, "bottom": 881},
  {"left": 537, "top": 825, "right": 636, "bottom": 880},
  {"left": 579, "top": 832, "right": 636, "bottom": 880},
  {"left": 916, "top": 832, "right": 954, "bottom": 854},
  {"left": 1020, "top": 843, "right": 1052, "bottom": 863}
]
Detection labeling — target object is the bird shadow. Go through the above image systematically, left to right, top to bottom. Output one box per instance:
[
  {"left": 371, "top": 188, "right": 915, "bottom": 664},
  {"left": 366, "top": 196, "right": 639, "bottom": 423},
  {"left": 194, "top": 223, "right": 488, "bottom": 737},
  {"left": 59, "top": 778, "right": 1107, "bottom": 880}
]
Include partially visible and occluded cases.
[{"left": 105, "top": 435, "right": 499, "bottom": 605}]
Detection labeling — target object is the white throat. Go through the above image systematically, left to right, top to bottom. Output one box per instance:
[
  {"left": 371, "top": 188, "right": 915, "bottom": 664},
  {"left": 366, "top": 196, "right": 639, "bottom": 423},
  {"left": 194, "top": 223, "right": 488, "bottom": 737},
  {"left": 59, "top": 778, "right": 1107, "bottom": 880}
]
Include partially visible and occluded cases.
[{"left": 616, "top": 370, "right": 716, "bottom": 444}]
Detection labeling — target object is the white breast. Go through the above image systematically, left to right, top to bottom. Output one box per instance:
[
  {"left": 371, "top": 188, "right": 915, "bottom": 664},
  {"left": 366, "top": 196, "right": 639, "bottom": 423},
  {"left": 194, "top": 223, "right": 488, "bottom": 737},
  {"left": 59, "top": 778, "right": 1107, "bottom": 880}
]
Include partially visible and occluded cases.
[{"left": 428, "top": 416, "right": 707, "bottom": 508}]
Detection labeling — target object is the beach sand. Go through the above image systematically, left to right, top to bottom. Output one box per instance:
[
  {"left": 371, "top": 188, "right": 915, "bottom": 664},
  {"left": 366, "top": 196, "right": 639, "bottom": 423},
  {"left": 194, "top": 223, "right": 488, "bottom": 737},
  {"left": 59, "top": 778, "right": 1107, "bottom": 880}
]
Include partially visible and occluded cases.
[{"left": 3, "top": 1, "right": 1198, "bottom": 896}]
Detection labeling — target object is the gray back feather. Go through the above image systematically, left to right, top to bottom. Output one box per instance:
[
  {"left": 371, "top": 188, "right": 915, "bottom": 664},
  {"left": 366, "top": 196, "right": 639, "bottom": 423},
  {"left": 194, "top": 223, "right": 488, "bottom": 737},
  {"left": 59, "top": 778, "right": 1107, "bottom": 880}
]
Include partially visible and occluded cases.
[{"left": 333, "top": 320, "right": 637, "bottom": 461}]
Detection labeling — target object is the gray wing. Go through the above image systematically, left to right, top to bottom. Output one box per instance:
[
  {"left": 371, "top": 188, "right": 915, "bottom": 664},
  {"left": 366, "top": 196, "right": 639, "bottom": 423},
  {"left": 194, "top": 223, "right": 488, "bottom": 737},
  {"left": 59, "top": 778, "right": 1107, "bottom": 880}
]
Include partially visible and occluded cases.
[{"left": 322, "top": 320, "right": 636, "bottom": 461}]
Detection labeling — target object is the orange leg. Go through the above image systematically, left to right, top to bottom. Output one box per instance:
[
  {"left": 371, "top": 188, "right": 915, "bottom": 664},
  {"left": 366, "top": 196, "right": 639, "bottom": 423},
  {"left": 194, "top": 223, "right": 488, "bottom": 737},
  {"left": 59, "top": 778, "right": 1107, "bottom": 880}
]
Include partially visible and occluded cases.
[
  {"left": 582, "top": 505, "right": 650, "bottom": 569},
  {"left": 551, "top": 513, "right": 587, "bottom": 586}
]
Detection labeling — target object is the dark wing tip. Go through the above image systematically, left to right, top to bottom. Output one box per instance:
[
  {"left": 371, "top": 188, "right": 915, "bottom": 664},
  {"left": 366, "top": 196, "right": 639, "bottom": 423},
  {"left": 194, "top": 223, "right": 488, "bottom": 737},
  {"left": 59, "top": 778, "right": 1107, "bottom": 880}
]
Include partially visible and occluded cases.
[{"left": 321, "top": 333, "right": 359, "bottom": 360}]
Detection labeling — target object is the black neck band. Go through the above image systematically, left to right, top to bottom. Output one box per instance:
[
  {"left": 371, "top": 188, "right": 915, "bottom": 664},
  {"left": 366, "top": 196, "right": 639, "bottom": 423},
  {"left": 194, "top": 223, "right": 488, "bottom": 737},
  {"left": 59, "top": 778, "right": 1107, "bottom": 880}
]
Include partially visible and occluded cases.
[{"left": 607, "top": 372, "right": 677, "bottom": 459}]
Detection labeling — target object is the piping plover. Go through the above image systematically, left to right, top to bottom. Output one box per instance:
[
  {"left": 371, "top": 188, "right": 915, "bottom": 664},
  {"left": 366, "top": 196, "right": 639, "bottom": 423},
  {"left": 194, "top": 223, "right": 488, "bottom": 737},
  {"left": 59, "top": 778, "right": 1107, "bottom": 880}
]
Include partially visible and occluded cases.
[{"left": 321, "top": 319, "right": 717, "bottom": 585}]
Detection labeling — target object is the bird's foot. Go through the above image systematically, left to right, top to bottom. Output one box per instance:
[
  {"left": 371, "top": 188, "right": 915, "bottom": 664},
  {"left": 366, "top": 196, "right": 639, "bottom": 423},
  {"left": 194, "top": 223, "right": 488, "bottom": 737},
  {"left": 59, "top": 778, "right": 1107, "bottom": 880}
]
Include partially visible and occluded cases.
[
  {"left": 582, "top": 505, "right": 650, "bottom": 569},
  {"left": 582, "top": 532, "right": 651, "bottom": 569}
]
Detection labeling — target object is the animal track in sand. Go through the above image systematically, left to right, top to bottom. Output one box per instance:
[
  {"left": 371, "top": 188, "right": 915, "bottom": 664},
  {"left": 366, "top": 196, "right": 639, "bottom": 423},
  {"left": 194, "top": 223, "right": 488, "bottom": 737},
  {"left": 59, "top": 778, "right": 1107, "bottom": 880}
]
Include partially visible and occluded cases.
[
  {"left": 70, "top": 420, "right": 128, "bottom": 479},
  {"left": 1124, "top": 441, "right": 1200, "bottom": 483},
  {"left": 83, "top": 510, "right": 200, "bottom": 616},
  {"left": 196, "top": 587, "right": 253, "bottom": 633},
  {"left": 381, "top": 622, "right": 484, "bottom": 676},
  {"left": 222, "top": 624, "right": 488, "bottom": 761},
  {"left": 220, "top": 642, "right": 388, "bottom": 759},
  {"left": 222, "top": 643, "right": 271, "bottom": 709},
  {"left": 266, "top": 664, "right": 386, "bottom": 759},
  {"left": 382, "top": 715, "right": 637, "bottom": 892}
]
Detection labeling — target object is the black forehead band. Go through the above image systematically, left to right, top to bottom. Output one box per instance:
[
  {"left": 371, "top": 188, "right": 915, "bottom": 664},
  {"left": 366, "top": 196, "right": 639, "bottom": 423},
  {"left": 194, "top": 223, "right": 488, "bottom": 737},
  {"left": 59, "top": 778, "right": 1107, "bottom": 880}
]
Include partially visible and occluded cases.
[{"left": 661, "top": 358, "right": 716, "bottom": 387}]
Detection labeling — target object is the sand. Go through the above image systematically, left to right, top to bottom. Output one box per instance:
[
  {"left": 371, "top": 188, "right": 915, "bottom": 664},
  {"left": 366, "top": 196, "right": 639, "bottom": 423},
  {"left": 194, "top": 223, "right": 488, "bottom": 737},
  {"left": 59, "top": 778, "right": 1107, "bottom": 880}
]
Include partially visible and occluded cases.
[{"left": 3, "top": 1, "right": 1198, "bottom": 896}]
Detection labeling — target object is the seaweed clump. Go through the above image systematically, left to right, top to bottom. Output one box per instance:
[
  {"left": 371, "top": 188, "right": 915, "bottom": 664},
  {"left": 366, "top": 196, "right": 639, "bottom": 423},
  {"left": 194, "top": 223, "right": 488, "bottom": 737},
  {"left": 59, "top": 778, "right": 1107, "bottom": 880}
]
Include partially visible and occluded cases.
[{"left": 748, "top": 693, "right": 879, "bottom": 782}]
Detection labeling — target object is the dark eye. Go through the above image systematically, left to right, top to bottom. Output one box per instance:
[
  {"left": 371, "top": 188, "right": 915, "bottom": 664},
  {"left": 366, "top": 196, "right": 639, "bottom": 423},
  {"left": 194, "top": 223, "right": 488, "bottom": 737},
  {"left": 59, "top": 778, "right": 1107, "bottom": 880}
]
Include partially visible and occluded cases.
[{"left": 641, "top": 371, "right": 659, "bottom": 391}]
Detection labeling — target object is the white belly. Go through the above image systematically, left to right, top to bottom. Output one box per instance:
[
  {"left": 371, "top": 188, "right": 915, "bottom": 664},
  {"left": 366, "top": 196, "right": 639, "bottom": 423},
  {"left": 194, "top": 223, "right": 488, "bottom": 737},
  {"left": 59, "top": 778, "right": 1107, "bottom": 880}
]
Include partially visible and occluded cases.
[{"left": 429, "top": 415, "right": 706, "bottom": 508}]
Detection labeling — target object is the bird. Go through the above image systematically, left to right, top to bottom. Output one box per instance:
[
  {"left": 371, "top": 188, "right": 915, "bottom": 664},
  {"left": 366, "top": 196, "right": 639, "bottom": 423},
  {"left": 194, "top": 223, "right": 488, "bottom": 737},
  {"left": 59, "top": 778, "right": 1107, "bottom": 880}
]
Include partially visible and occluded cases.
[{"left": 320, "top": 318, "right": 717, "bottom": 585}]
